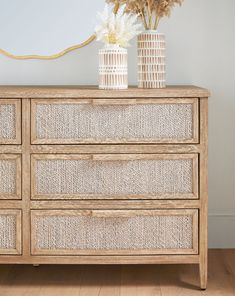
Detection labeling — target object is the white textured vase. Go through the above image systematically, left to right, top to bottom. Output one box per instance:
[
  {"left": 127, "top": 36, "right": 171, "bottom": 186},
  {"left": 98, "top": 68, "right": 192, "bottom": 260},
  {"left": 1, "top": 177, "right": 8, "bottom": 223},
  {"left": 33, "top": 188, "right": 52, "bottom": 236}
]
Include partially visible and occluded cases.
[
  {"left": 138, "top": 31, "right": 166, "bottom": 89},
  {"left": 99, "top": 44, "right": 128, "bottom": 90}
]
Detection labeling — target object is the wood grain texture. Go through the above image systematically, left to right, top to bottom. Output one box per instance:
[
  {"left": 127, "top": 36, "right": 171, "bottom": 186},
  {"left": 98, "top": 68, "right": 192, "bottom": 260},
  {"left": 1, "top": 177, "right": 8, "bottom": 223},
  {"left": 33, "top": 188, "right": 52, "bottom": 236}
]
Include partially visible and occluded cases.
[
  {"left": 0, "top": 85, "right": 210, "bottom": 98},
  {"left": 0, "top": 86, "right": 209, "bottom": 290},
  {"left": 31, "top": 98, "right": 199, "bottom": 144},
  {"left": 199, "top": 98, "right": 209, "bottom": 290},
  {"left": 0, "top": 99, "right": 21, "bottom": 144},
  {"left": 21, "top": 99, "right": 31, "bottom": 258},
  {"left": 30, "top": 144, "right": 201, "bottom": 154},
  {"left": 0, "top": 145, "right": 22, "bottom": 154},
  {"left": 30, "top": 153, "right": 198, "bottom": 200},
  {"left": 0, "top": 154, "right": 21, "bottom": 199},
  {"left": 0, "top": 199, "right": 201, "bottom": 209},
  {"left": 30, "top": 199, "right": 201, "bottom": 210},
  {"left": 0, "top": 209, "right": 21, "bottom": 255},
  {"left": 30, "top": 209, "right": 198, "bottom": 256},
  {"left": 0, "top": 250, "right": 234, "bottom": 296},
  {"left": 0, "top": 254, "right": 199, "bottom": 265}
]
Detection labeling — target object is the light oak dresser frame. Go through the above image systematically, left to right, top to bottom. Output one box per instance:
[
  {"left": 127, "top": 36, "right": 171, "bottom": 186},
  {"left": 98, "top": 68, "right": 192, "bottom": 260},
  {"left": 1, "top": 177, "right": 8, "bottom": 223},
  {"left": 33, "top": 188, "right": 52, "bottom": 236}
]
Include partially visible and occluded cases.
[{"left": 0, "top": 86, "right": 209, "bottom": 290}]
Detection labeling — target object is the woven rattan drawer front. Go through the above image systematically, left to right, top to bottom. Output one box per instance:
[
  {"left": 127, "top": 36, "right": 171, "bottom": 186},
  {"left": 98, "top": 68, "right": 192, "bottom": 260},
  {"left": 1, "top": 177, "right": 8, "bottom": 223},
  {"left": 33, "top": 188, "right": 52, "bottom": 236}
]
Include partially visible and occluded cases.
[
  {"left": 31, "top": 98, "right": 198, "bottom": 144},
  {"left": 0, "top": 100, "right": 21, "bottom": 144},
  {"left": 31, "top": 154, "right": 198, "bottom": 200},
  {"left": 0, "top": 155, "right": 21, "bottom": 199},
  {"left": 31, "top": 209, "right": 198, "bottom": 255},
  {"left": 0, "top": 210, "right": 21, "bottom": 255}
]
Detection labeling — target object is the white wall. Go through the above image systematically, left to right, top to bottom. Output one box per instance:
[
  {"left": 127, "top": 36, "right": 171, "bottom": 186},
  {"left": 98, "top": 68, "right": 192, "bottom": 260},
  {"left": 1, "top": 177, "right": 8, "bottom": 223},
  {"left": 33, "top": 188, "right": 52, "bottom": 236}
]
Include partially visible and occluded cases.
[{"left": 0, "top": 0, "right": 235, "bottom": 247}]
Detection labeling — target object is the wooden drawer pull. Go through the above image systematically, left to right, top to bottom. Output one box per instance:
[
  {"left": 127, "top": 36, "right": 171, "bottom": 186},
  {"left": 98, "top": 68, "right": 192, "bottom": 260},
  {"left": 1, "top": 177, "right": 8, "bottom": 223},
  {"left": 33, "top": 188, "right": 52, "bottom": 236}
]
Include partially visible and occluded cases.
[
  {"left": 92, "top": 99, "right": 137, "bottom": 105},
  {"left": 91, "top": 155, "right": 132, "bottom": 161},
  {"left": 31, "top": 209, "right": 198, "bottom": 256}
]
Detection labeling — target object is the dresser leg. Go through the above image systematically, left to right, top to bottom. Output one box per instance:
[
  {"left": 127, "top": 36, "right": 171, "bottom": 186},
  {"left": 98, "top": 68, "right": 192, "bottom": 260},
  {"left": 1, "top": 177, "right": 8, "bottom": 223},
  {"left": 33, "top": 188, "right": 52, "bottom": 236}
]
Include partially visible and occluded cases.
[
  {"left": 199, "top": 261, "right": 207, "bottom": 290},
  {"left": 33, "top": 264, "right": 40, "bottom": 267}
]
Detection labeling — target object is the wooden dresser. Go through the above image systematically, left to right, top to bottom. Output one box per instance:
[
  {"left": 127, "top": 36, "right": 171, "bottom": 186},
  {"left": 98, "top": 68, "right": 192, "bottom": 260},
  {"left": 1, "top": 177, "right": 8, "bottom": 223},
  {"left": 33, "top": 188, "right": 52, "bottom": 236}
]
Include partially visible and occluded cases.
[{"left": 0, "top": 86, "right": 209, "bottom": 289}]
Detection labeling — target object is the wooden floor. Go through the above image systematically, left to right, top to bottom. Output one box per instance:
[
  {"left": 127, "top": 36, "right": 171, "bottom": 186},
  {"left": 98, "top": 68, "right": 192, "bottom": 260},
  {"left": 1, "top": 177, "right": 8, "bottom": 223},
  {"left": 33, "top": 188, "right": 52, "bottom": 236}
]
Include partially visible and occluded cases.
[{"left": 0, "top": 250, "right": 234, "bottom": 296}]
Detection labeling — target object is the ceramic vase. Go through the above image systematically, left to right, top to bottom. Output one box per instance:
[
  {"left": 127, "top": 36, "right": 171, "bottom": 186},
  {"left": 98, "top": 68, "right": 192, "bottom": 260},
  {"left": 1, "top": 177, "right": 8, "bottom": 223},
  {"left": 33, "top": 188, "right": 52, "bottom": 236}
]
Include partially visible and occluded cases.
[
  {"left": 138, "top": 31, "right": 166, "bottom": 88},
  {"left": 99, "top": 44, "right": 128, "bottom": 90}
]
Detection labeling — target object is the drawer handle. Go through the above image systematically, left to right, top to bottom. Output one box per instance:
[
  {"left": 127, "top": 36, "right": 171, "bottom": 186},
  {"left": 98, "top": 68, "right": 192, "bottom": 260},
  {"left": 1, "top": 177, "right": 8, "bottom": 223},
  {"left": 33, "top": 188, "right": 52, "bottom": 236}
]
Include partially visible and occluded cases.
[
  {"left": 92, "top": 99, "right": 137, "bottom": 106},
  {"left": 92, "top": 155, "right": 132, "bottom": 161},
  {"left": 89, "top": 211, "right": 133, "bottom": 219}
]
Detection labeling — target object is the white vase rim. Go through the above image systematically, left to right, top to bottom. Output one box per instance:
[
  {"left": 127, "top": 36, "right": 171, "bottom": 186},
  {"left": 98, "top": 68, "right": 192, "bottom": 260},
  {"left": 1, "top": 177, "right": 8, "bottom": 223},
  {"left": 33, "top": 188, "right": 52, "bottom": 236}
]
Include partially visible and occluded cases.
[
  {"left": 141, "top": 30, "right": 164, "bottom": 35},
  {"left": 100, "top": 44, "right": 127, "bottom": 52},
  {"left": 103, "top": 44, "right": 125, "bottom": 49}
]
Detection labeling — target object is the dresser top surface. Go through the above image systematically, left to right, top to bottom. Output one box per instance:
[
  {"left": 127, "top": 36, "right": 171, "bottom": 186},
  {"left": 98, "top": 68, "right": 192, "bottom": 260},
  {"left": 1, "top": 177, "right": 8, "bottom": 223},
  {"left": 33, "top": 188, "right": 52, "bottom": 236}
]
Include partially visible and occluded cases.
[{"left": 0, "top": 85, "right": 210, "bottom": 99}]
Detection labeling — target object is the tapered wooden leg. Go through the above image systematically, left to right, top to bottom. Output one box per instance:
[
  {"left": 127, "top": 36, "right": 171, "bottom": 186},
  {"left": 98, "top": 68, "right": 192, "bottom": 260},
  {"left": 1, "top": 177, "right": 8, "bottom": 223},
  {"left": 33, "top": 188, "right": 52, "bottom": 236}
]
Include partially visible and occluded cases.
[{"left": 199, "top": 256, "right": 208, "bottom": 290}]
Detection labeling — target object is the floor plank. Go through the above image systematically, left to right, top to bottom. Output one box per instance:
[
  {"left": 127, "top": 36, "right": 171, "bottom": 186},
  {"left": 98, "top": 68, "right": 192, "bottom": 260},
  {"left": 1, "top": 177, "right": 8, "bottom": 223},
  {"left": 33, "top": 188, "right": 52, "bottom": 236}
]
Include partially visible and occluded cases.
[{"left": 0, "top": 250, "right": 234, "bottom": 296}]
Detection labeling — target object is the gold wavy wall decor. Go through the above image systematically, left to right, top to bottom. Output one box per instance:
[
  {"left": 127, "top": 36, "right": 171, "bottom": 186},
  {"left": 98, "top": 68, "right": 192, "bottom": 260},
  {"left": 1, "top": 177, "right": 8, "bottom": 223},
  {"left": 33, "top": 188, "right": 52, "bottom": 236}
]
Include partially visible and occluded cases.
[{"left": 0, "top": 35, "right": 96, "bottom": 60}]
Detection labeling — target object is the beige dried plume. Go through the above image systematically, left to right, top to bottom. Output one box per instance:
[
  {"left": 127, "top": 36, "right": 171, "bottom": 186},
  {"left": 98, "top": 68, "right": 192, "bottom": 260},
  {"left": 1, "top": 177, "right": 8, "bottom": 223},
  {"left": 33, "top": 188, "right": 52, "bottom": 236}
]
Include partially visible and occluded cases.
[{"left": 106, "top": 0, "right": 184, "bottom": 30}]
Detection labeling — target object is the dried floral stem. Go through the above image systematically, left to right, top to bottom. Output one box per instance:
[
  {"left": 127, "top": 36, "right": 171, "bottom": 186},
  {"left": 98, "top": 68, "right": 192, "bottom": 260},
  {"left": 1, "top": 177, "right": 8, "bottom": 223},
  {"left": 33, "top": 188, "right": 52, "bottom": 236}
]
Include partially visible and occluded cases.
[
  {"left": 106, "top": 0, "right": 184, "bottom": 30},
  {"left": 147, "top": 0, "right": 152, "bottom": 29},
  {"left": 136, "top": 2, "right": 148, "bottom": 30},
  {"left": 113, "top": 3, "right": 120, "bottom": 14},
  {"left": 141, "top": 10, "right": 148, "bottom": 30},
  {"left": 149, "top": 15, "right": 152, "bottom": 29},
  {"left": 153, "top": 16, "right": 160, "bottom": 30}
]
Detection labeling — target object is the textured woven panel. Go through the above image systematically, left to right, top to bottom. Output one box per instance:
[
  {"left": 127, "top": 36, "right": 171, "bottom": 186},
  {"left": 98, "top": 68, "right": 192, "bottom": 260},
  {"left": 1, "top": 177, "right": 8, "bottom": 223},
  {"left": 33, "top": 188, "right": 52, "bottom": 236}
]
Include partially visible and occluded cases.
[
  {"left": 35, "top": 103, "right": 193, "bottom": 141},
  {"left": 0, "top": 104, "right": 16, "bottom": 140},
  {"left": 35, "top": 158, "right": 193, "bottom": 197},
  {"left": 0, "top": 159, "right": 16, "bottom": 194},
  {"left": 34, "top": 213, "right": 193, "bottom": 251},
  {"left": 0, "top": 215, "right": 16, "bottom": 249}
]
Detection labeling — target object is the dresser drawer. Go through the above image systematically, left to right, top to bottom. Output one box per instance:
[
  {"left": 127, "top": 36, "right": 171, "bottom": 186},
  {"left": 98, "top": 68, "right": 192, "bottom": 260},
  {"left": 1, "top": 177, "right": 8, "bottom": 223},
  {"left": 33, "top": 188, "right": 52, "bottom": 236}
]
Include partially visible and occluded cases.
[
  {"left": 31, "top": 98, "right": 198, "bottom": 144},
  {"left": 0, "top": 100, "right": 21, "bottom": 144},
  {"left": 31, "top": 154, "right": 198, "bottom": 200},
  {"left": 0, "top": 155, "right": 21, "bottom": 199},
  {"left": 31, "top": 209, "right": 198, "bottom": 255},
  {"left": 0, "top": 210, "right": 21, "bottom": 255}
]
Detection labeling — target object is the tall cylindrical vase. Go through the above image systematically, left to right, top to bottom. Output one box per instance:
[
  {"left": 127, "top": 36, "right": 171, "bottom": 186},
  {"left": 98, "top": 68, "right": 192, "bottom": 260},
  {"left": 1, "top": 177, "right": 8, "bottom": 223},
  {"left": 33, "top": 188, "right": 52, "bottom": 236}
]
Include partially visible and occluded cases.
[
  {"left": 138, "top": 31, "right": 166, "bottom": 89},
  {"left": 99, "top": 45, "right": 128, "bottom": 90}
]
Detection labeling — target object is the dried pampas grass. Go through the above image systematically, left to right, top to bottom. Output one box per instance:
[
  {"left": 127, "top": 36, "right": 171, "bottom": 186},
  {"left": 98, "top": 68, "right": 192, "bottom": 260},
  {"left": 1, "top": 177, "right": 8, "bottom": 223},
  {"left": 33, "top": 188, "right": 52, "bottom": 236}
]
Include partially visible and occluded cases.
[{"left": 106, "top": 0, "right": 184, "bottom": 30}]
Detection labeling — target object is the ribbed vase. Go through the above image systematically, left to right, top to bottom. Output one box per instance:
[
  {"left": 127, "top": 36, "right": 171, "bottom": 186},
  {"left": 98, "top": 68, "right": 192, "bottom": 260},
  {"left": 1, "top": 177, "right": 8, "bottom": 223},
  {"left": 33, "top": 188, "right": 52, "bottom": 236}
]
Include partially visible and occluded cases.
[
  {"left": 138, "top": 31, "right": 166, "bottom": 89},
  {"left": 99, "top": 45, "right": 128, "bottom": 90}
]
